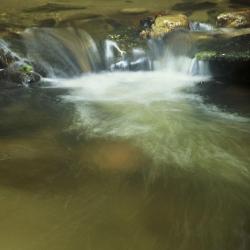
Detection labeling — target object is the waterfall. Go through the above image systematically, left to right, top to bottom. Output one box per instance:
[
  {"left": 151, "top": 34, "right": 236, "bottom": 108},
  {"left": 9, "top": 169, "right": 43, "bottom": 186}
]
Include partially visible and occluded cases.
[
  {"left": 190, "top": 22, "right": 214, "bottom": 32},
  {"left": 18, "top": 27, "right": 210, "bottom": 78},
  {"left": 22, "top": 27, "right": 102, "bottom": 77},
  {"left": 189, "top": 58, "right": 210, "bottom": 76}
]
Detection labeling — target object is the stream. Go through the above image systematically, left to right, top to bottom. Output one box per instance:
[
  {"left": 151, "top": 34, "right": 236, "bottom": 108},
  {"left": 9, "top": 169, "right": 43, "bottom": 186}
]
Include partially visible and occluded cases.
[{"left": 0, "top": 1, "right": 250, "bottom": 250}]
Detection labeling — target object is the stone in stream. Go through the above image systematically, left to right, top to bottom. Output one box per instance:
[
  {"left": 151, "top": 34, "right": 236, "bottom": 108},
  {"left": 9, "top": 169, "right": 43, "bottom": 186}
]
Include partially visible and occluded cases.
[
  {"left": 172, "top": 1, "right": 217, "bottom": 12},
  {"left": 23, "top": 2, "right": 87, "bottom": 13},
  {"left": 120, "top": 8, "right": 148, "bottom": 15},
  {"left": 217, "top": 9, "right": 250, "bottom": 28},
  {"left": 58, "top": 13, "right": 102, "bottom": 25},
  {"left": 140, "top": 14, "right": 190, "bottom": 39},
  {"left": 36, "top": 18, "right": 57, "bottom": 28},
  {"left": 195, "top": 33, "right": 250, "bottom": 85},
  {"left": 0, "top": 43, "right": 41, "bottom": 88},
  {"left": 0, "top": 47, "right": 19, "bottom": 68},
  {"left": 0, "top": 62, "right": 41, "bottom": 88}
]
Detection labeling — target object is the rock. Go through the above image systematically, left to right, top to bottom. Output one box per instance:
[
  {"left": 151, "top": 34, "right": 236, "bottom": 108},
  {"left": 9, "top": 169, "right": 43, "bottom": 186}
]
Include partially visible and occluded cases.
[
  {"left": 229, "top": 0, "right": 250, "bottom": 6},
  {"left": 172, "top": 1, "right": 217, "bottom": 12},
  {"left": 23, "top": 2, "right": 87, "bottom": 13},
  {"left": 120, "top": 8, "right": 148, "bottom": 15},
  {"left": 217, "top": 9, "right": 250, "bottom": 28},
  {"left": 59, "top": 13, "right": 102, "bottom": 25},
  {"left": 140, "top": 14, "right": 189, "bottom": 39},
  {"left": 140, "top": 16, "right": 155, "bottom": 29},
  {"left": 37, "top": 18, "right": 57, "bottom": 27},
  {"left": 195, "top": 34, "right": 250, "bottom": 85},
  {"left": 0, "top": 39, "right": 42, "bottom": 89},
  {"left": 0, "top": 45, "right": 19, "bottom": 68},
  {"left": 195, "top": 51, "right": 217, "bottom": 60},
  {"left": 0, "top": 61, "right": 41, "bottom": 88},
  {"left": 0, "top": 79, "right": 21, "bottom": 89}
]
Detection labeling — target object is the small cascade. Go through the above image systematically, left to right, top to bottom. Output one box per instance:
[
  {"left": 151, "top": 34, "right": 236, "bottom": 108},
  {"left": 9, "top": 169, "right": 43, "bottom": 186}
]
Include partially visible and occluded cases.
[
  {"left": 190, "top": 22, "right": 214, "bottom": 32},
  {"left": 8, "top": 27, "right": 211, "bottom": 79},
  {"left": 22, "top": 27, "right": 102, "bottom": 77},
  {"left": 104, "top": 30, "right": 211, "bottom": 77},
  {"left": 146, "top": 30, "right": 208, "bottom": 76},
  {"left": 0, "top": 39, "right": 21, "bottom": 65},
  {"left": 104, "top": 40, "right": 151, "bottom": 72},
  {"left": 104, "top": 40, "right": 126, "bottom": 70},
  {"left": 189, "top": 58, "right": 210, "bottom": 76}
]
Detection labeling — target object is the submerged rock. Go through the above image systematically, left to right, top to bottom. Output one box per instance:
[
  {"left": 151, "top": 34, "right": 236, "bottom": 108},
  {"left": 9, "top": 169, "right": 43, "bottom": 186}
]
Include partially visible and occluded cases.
[
  {"left": 172, "top": 1, "right": 217, "bottom": 12},
  {"left": 23, "top": 2, "right": 87, "bottom": 13},
  {"left": 120, "top": 8, "right": 148, "bottom": 15},
  {"left": 217, "top": 9, "right": 250, "bottom": 28},
  {"left": 59, "top": 13, "right": 102, "bottom": 25},
  {"left": 140, "top": 14, "right": 189, "bottom": 39},
  {"left": 37, "top": 18, "right": 57, "bottom": 27}
]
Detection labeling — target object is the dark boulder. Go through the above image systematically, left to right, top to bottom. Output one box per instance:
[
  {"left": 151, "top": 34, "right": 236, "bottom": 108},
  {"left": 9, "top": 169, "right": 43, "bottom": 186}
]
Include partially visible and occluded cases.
[
  {"left": 23, "top": 2, "right": 87, "bottom": 13},
  {"left": 217, "top": 9, "right": 250, "bottom": 28},
  {"left": 140, "top": 14, "right": 190, "bottom": 39},
  {"left": 195, "top": 34, "right": 250, "bottom": 85},
  {"left": 0, "top": 42, "right": 41, "bottom": 89},
  {"left": 0, "top": 62, "right": 41, "bottom": 88}
]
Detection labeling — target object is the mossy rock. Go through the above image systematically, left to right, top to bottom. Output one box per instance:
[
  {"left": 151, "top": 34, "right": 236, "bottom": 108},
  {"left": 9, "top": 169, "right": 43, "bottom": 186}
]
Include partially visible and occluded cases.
[
  {"left": 195, "top": 50, "right": 250, "bottom": 61},
  {"left": 195, "top": 51, "right": 217, "bottom": 60},
  {"left": 19, "top": 64, "right": 33, "bottom": 74}
]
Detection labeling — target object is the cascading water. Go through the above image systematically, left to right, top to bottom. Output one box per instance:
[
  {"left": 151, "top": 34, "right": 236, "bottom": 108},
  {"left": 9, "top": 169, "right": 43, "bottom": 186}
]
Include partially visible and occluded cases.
[{"left": 22, "top": 27, "right": 102, "bottom": 77}]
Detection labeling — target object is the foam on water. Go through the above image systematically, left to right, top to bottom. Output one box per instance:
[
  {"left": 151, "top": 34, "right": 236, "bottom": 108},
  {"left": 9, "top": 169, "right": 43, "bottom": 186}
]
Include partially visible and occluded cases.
[{"left": 47, "top": 68, "right": 250, "bottom": 185}]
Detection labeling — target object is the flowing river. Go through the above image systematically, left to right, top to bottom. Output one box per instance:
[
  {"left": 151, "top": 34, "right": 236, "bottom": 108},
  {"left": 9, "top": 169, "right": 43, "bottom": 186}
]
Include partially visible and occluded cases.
[{"left": 0, "top": 1, "right": 250, "bottom": 250}]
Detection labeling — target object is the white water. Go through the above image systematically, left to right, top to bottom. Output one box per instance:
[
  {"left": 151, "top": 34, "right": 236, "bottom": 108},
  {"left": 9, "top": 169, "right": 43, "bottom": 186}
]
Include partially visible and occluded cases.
[{"left": 47, "top": 65, "right": 250, "bottom": 184}]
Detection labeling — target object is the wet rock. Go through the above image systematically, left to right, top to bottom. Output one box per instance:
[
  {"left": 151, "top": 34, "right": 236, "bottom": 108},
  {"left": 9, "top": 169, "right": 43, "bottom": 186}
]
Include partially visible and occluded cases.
[
  {"left": 229, "top": 0, "right": 250, "bottom": 7},
  {"left": 172, "top": 1, "right": 217, "bottom": 12},
  {"left": 23, "top": 2, "right": 87, "bottom": 13},
  {"left": 120, "top": 8, "right": 148, "bottom": 15},
  {"left": 217, "top": 9, "right": 250, "bottom": 28},
  {"left": 59, "top": 13, "right": 102, "bottom": 25},
  {"left": 140, "top": 14, "right": 189, "bottom": 39},
  {"left": 140, "top": 16, "right": 155, "bottom": 29},
  {"left": 37, "top": 18, "right": 57, "bottom": 27},
  {"left": 107, "top": 26, "right": 146, "bottom": 54},
  {"left": 195, "top": 34, "right": 250, "bottom": 85},
  {"left": 0, "top": 40, "right": 21, "bottom": 68},
  {"left": 0, "top": 44, "right": 41, "bottom": 89},
  {"left": 0, "top": 47, "right": 19, "bottom": 68},
  {"left": 0, "top": 62, "right": 41, "bottom": 88},
  {"left": 0, "top": 79, "right": 21, "bottom": 89}
]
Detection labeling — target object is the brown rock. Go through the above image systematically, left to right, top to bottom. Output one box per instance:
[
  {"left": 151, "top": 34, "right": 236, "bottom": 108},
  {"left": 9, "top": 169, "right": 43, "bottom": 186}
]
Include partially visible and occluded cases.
[
  {"left": 120, "top": 8, "right": 148, "bottom": 15},
  {"left": 217, "top": 9, "right": 250, "bottom": 28},
  {"left": 140, "top": 14, "right": 189, "bottom": 39}
]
